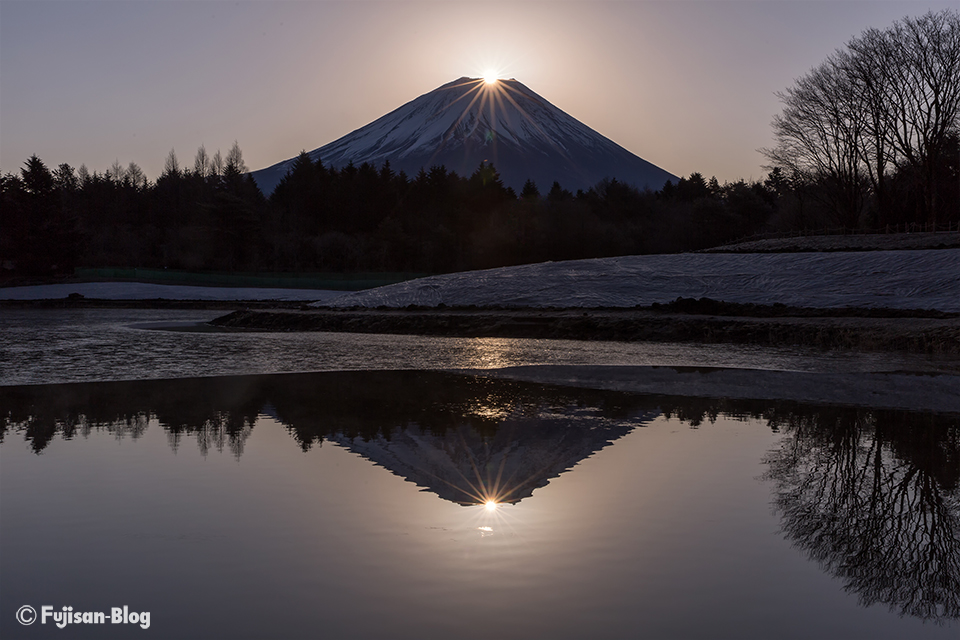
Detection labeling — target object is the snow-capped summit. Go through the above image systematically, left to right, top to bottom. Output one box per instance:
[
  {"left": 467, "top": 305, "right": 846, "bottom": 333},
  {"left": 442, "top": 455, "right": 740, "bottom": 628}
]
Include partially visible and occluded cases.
[{"left": 251, "top": 77, "right": 677, "bottom": 194}]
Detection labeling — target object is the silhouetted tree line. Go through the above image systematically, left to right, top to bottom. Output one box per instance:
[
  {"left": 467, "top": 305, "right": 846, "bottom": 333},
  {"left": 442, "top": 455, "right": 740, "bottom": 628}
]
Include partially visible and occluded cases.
[
  {"left": 763, "top": 9, "right": 960, "bottom": 230},
  {"left": 2, "top": 12, "right": 956, "bottom": 279},
  {"left": 1, "top": 142, "right": 265, "bottom": 276},
  {"left": 1, "top": 145, "right": 785, "bottom": 277},
  {"left": 4, "top": 145, "right": 954, "bottom": 280}
]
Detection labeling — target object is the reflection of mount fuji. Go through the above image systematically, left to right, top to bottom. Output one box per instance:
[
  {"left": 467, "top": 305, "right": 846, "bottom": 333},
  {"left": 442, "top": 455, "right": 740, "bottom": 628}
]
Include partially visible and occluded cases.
[
  {"left": 0, "top": 370, "right": 654, "bottom": 504},
  {"left": 2, "top": 370, "right": 959, "bottom": 621},
  {"left": 330, "top": 409, "right": 654, "bottom": 506}
]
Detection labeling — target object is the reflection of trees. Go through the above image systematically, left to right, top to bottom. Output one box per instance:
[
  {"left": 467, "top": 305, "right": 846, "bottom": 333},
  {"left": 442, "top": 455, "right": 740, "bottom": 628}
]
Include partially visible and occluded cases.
[
  {"left": 0, "top": 371, "right": 656, "bottom": 505},
  {"left": 0, "top": 372, "right": 651, "bottom": 457},
  {"left": 0, "top": 372, "right": 651, "bottom": 504},
  {"left": 2, "top": 373, "right": 958, "bottom": 621},
  {"left": 0, "top": 378, "right": 260, "bottom": 457},
  {"left": 655, "top": 397, "right": 960, "bottom": 623},
  {"left": 0, "top": 406, "right": 151, "bottom": 452},
  {"left": 763, "top": 408, "right": 960, "bottom": 622}
]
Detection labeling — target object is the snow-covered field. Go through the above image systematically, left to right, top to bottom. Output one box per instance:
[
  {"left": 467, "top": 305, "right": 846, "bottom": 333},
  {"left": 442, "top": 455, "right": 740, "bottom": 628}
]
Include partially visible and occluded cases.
[
  {"left": 4, "top": 248, "right": 957, "bottom": 312},
  {"left": 318, "top": 249, "right": 960, "bottom": 312},
  {"left": 0, "top": 282, "right": 342, "bottom": 302}
]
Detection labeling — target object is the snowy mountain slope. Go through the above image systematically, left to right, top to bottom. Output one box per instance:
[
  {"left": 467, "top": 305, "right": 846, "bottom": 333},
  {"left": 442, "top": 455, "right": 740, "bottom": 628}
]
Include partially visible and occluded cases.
[
  {"left": 252, "top": 77, "right": 677, "bottom": 194},
  {"left": 316, "top": 249, "right": 960, "bottom": 312},
  {"left": 329, "top": 410, "right": 649, "bottom": 506}
]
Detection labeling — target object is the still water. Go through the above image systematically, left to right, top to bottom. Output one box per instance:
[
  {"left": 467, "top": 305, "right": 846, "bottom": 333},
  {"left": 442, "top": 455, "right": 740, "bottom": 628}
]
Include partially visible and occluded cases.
[
  {"left": 0, "top": 309, "right": 953, "bottom": 386},
  {"left": 1, "top": 310, "right": 957, "bottom": 638},
  {"left": 2, "top": 371, "right": 958, "bottom": 639}
]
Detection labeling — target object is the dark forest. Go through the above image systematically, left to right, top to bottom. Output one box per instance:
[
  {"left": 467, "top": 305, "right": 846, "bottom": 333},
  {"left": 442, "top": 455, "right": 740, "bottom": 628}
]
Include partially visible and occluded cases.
[
  {"left": 2, "top": 11, "right": 958, "bottom": 279},
  {"left": 2, "top": 143, "right": 956, "bottom": 278}
]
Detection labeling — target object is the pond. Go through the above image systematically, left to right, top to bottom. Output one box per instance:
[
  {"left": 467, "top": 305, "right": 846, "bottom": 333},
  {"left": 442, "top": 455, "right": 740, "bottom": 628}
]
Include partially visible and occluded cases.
[
  {"left": 0, "top": 310, "right": 957, "bottom": 638},
  {"left": 2, "top": 370, "right": 958, "bottom": 639}
]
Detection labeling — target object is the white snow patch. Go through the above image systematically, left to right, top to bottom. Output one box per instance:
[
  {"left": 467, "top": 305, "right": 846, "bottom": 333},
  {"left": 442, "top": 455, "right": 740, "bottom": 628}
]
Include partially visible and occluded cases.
[
  {"left": 317, "top": 249, "right": 960, "bottom": 312},
  {"left": 0, "top": 282, "right": 342, "bottom": 302}
]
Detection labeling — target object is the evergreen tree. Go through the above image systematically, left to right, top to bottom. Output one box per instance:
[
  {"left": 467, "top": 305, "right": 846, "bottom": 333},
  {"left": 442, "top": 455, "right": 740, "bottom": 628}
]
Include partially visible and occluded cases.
[
  {"left": 21, "top": 155, "right": 55, "bottom": 197},
  {"left": 16, "top": 156, "right": 77, "bottom": 273},
  {"left": 520, "top": 179, "right": 540, "bottom": 200},
  {"left": 547, "top": 181, "right": 573, "bottom": 202}
]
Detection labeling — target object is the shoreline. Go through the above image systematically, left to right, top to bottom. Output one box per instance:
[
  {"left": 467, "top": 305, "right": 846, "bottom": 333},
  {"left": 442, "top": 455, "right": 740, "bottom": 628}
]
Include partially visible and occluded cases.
[
  {"left": 5, "top": 297, "right": 957, "bottom": 355},
  {"left": 208, "top": 305, "right": 960, "bottom": 355}
]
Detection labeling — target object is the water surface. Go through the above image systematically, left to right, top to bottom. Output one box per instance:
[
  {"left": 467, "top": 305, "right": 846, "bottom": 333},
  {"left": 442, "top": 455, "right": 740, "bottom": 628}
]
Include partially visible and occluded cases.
[
  {"left": 1, "top": 309, "right": 953, "bottom": 386},
  {"left": 2, "top": 371, "right": 957, "bottom": 639}
]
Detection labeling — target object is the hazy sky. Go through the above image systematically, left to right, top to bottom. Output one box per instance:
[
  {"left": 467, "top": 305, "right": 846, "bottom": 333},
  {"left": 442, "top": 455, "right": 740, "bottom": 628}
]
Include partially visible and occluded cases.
[{"left": 1, "top": 0, "right": 955, "bottom": 185}]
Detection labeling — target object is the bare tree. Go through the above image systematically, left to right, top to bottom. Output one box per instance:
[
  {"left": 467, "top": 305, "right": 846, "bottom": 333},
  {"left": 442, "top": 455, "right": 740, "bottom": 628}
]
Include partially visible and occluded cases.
[
  {"left": 764, "top": 9, "right": 960, "bottom": 227},
  {"left": 860, "top": 10, "right": 960, "bottom": 224},
  {"left": 835, "top": 45, "right": 894, "bottom": 225},
  {"left": 764, "top": 55, "right": 869, "bottom": 227},
  {"left": 224, "top": 140, "right": 247, "bottom": 176},
  {"left": 193, "top": 145, "right": 210, "bottom": 180},
  {"left": 163, "top": 148, "right": 180, "bottom": 178},
  {"left": 209, "top": 150, "right": 224, "bottom": 182},
  {"left": 108, "top": 159, "right": 126, "bottom": 184},
  {"left": 126, "top": 162, "right": 147, "bottom": 190}
]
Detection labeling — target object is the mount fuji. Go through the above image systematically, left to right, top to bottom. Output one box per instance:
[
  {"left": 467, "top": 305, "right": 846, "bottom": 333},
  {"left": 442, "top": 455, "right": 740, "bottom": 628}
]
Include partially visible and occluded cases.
[{"left": 251, "top": 77, "right": 677, "bottom": 195}]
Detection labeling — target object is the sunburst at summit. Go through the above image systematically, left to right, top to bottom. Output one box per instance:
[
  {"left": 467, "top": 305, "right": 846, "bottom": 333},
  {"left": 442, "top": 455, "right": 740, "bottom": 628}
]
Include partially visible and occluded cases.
[{"left": 251, "top": 77, "right": 677, "bottom": 195}]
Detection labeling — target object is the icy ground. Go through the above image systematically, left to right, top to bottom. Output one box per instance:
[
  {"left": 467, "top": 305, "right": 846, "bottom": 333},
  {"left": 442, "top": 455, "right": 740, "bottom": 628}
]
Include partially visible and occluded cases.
[
  {"left": 318, "top": 249, "right": 960, "bottom": 312},
  {"left": 0, "top": 282, "right": 341, "bottom": 302}
]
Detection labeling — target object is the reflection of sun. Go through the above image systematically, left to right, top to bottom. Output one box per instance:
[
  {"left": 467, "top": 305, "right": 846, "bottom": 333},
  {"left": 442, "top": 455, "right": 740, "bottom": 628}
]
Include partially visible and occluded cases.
[
  {"left": 466, "top": 337, "right": 515, "bottom": 370},
  {"left": 470, "top": 494, "right": 522, "bottom": 541}
]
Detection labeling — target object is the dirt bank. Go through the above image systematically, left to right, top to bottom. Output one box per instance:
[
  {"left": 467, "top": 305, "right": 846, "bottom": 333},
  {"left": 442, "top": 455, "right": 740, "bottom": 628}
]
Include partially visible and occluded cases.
[{"left": 208, "top": 303, "right": 960, "bottom": 355}]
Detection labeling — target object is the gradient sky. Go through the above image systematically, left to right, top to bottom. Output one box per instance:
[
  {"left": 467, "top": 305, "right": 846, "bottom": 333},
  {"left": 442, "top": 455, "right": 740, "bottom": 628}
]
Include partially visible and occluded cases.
[{"left": 1, "top": 0, "right": 955, "bottom": 185}]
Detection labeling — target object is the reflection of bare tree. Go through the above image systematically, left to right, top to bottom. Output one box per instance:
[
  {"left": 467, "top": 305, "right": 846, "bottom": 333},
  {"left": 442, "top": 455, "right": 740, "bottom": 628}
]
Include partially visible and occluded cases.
[
  {"left": 4, "top": 373, "right": 958, "bottom": 622},
  {"left": 764, "top": 409, "right": 960, "bottom": 622},
  {"left": 165, "top": 412, "right": 255, "bottom": 458}
]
